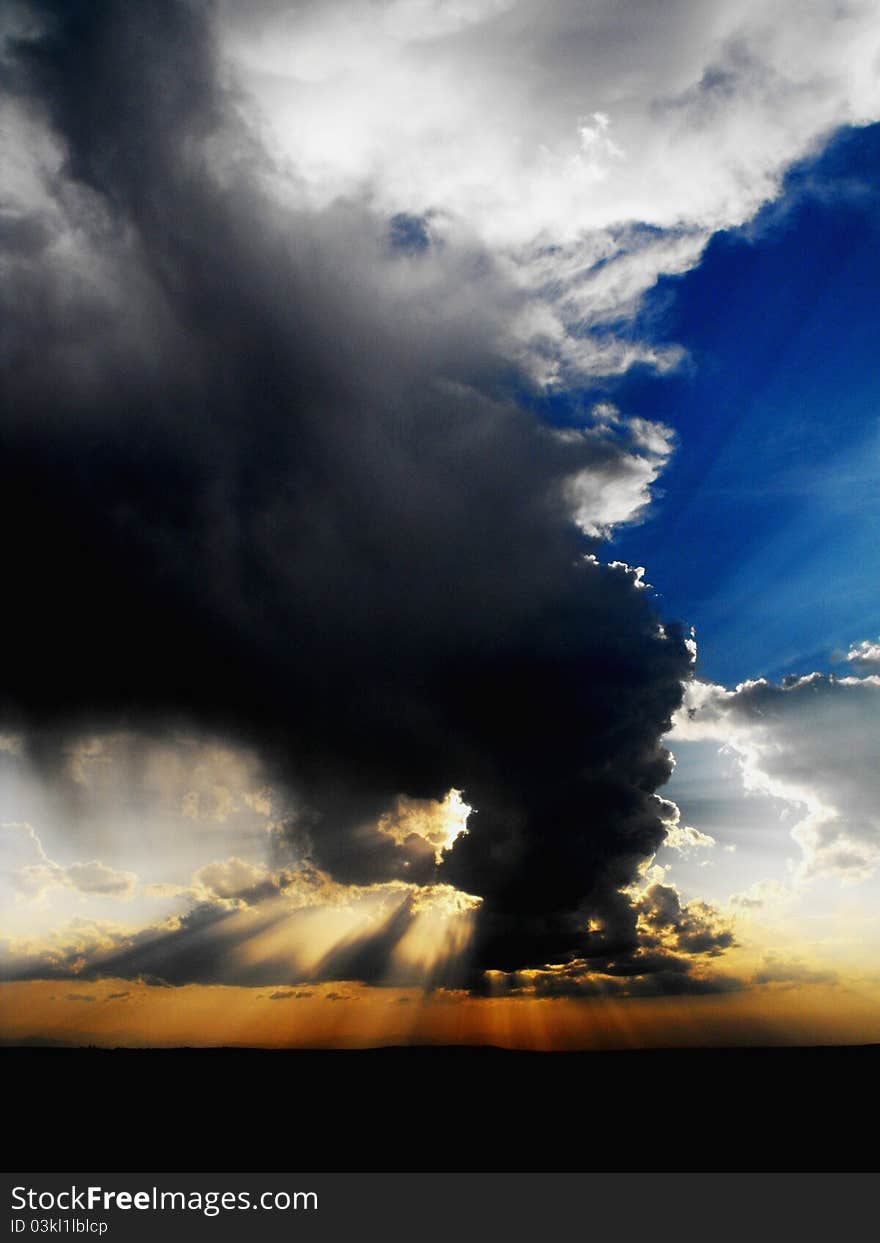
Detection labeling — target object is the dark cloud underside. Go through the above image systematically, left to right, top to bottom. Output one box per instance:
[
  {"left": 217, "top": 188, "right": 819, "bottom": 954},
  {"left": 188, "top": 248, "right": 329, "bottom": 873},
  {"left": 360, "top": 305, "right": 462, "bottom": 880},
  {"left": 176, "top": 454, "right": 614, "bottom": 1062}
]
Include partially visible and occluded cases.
[{"left": 1, "top": 0, "right": 695, "bottom": 984}]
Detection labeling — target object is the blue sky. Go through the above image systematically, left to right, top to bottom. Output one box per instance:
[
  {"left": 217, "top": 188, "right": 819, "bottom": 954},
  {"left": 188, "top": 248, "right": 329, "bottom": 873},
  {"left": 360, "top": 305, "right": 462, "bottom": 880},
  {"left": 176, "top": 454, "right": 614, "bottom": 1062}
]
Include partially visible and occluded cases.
[{"left": 598, "top": 123, "right": 880, "bottom": 687}]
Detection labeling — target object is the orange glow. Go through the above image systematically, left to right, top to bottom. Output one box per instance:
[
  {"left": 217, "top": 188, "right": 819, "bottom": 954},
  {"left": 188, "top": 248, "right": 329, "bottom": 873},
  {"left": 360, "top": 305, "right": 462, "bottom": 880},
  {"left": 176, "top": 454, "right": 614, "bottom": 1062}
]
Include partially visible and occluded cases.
[{"left": 4, "top": 977, "right": 880, "bottom": 1051}]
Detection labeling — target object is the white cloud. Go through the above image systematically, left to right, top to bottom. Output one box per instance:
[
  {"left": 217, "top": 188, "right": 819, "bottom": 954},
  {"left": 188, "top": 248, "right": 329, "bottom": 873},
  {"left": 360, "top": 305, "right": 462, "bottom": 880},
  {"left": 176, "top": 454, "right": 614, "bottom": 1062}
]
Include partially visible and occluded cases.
[
  {"left": 218, "top": 0, "right": 880, "bottom": 384},
  {"left": 223, "top": 0, "right": 880, "bottom": 237},
  {"left": 3, "top": 1, "right": 880, "bottom": 962},
  {"left": 6, "top": 1, "right": 876, "bottom": 543},
  {"left": 561, "top": 408, "right": 676, "bottom": 536},
  {"left": 847, "top": 638, "right": 880, "bottom": 669},
  {"left": 672, "top": 673, "right": 880, "bottom": 880},
  {"left": 0, "top": 728, "right": 280, "bottom": 891},
  {"left": 377, "top": 788, "right": 471, "bottom": 864},
  {"left": 0, "top": 822, "right": 137, "bottom": 900},
  {"left": 1, "top": 822, "right": 50, "bottom": 869},
  {"left": 664, "top": 823, "right": 718, "bottom": 855},
  {"left": 193, "top": 856, "right": 272, "bottom": 901},
  {"left": 63, "top": 861, "right": 137, "bottom": 897}
]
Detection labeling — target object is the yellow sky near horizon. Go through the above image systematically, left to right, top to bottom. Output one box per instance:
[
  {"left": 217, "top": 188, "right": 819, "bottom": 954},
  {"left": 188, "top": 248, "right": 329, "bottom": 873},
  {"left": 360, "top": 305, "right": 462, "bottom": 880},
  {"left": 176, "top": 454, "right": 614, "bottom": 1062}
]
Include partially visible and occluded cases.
[
  {"left": 5, "top": 726, "right": 880, "bottom": 1052},
  {"left": 4, "top": 976, "right": 880, "bottom": 1051}
]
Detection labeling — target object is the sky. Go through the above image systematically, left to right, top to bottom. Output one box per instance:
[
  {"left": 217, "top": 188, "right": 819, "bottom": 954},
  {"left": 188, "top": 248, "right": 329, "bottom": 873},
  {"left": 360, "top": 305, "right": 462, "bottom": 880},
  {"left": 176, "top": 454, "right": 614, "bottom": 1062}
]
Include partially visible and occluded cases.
[{"left": 2, "top": 0, "right": 880, "bottom": 1050}]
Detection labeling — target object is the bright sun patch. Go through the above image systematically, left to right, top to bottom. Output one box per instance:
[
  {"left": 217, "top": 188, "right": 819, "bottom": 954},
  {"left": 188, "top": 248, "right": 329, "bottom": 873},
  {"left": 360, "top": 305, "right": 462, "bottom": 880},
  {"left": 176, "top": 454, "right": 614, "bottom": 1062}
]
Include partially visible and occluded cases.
[{"left": 377, "top": 789, "right": 472, "bottom": 863}]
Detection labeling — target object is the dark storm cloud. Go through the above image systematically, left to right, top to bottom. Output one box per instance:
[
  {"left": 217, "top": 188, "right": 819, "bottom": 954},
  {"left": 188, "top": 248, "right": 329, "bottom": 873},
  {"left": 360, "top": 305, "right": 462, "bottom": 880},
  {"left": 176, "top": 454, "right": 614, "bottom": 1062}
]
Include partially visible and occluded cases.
[
  {"left": 0, "top": 0, "right": 696, "bottom": 985},
  {"left": 0, "top": 873, "right": 739, "bottom": 996},
  {"left": 526, "top": 964, "right": 743, "bottom": 999}
]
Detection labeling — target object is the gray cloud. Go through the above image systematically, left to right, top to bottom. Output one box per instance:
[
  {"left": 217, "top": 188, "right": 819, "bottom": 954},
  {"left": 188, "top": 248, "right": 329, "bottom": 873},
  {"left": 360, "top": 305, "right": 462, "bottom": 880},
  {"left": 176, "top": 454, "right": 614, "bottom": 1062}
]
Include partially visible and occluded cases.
[
  {"left": 0, "top": 0, "right": 704, "bottom": 990},
  {"left": 2, "top": 2, "right": 874, "bottom": 1007},
  {"left": 674, "top": 673, "right": 880, "bottom": 878},
  {"left": 0, "top": 823, "right": 137, "bottom": 900},
  {"left": 637, "top": 882, "right": 735, "bottom": 957},
  {"left": 753, "top": 956, "right": 838, "bottom": 987},
  {"left": 497, "top": 959, "right": 743, "bottom": 999}
]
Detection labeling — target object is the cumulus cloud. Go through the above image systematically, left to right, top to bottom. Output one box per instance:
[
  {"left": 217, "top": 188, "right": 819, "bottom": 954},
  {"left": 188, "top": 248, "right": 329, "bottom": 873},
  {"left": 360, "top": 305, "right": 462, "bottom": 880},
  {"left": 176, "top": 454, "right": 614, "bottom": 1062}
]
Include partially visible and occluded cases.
[
  {"left": 0, "top": 0, "right": 876, "bottom": 997},
  {"left": 0, "top": 0, "right": 697, "bottom": 988},
  {"left": 219, "top": 0, "right": 880, "bottom": 379},
  {"left": 225, "top": 0, "right": 880, "bottom": 236},
  {"left": 560, "top": 410, "right": 676, "bottom": 537},
  {"left": 846, "top": 639, "right": 880, "bottom": 670},
  {"left": 673, "top": 673, "right": 880, "bottom": 879},
  {"left": 377, "top": 789, "right": 471, "bottom": 865},
  {"left": 653, "top": 790, "right": 718, "bottom": 856},
  {"left": 0, "top": 823, "right": 136, "bottom": 900},
  {"left": 663, "top": 824, "right": 718, "bottom": 854},
  {"left": 193, "top": 857, "right": 277, "bottom": 903},
  {"left": 62, "top": 861, "right": 136, "bottom": 897},
  {"left": 1, "top": 865, "right": 739, "bottom": 996},
  {"left": 0, "top": 870, "right": 479, "bottom": 989},
  {"left": 636, "top": 882, "right": 735, "bottom": 957},
  {"left": 0, "top": 915, "right": 131, "bottom": 982},
  {"left": 491, "top": 938, "right": 743, "bottom": 998},
  {"left": 525, "top": 964, "right": 743, "bottom": 999}
]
